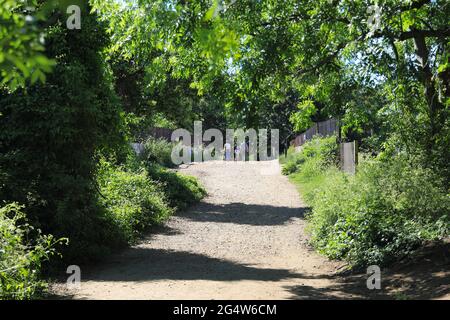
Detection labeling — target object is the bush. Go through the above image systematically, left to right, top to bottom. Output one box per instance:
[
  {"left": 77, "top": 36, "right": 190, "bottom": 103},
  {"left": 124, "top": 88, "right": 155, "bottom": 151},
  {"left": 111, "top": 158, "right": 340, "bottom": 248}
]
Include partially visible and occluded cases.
[
  {"left": 0, "top": 10, "right": 126, "bottom": 263},
  {"left": 281, "top": 136, "right": 337, "bottom": 175},
  {"left": 301, "top": 136, "right": 338, "bottom": 167},
  {"left": 143, "top": 137, "right": 175, "bottom": 168},
  {"left": 286, "top": 137, "right": 449, "bottom": 267},
  {"left": 279, "top": 146, "right": 298, "bottom": 165},
  {"left": 95, "top": 156, "right": 205, "bottom": 245},
  {"left": 305, "top": 156, "right": 450, "bottom": 266},
  {"left": 97, "top": 160, "right": 174, "bottom": 244},
  {"left": 282, "top": 160, "right": 300, "bottom": 175},
  {"left": 147, "top": 164, "right": 207, "bottom": 211},
  {"left": 0, "top": 204, "right": 65, "bottom": 300}
]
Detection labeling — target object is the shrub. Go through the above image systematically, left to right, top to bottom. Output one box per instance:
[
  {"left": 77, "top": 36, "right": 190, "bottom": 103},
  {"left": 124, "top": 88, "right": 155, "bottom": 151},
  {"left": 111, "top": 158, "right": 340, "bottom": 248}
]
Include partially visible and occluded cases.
[
  {"left": 0, "top": 9, "right": 126, "bottom": 263},
  {"left": 281, "top": 136, "right": 337, "bottom": 175},
  {"left": 286, "top": 136, "right": 449, "bottom": 267},
  {"left": 301, "top": 136, "right": 338, "bottom": 167},
  {"left": 143, "top": 137, "right": 175, "bottom": 168},
  {"left": 279, "top": 146, "right": 298, "bottom": 165},
  {"left": 281, "top": 150, "right": 305, "bottom": 175},
  {"left": 306, "top": 156, "right": 450, "bottom": 266},
  {"left": 96, "top": 157, "right": 205, "bottom": 245},
  {"left": 97, "top": 160, "right": 174, "bottom": 244},
  {"left": 281, "top": 160, "right": 299, "bottom": 175},
  {"left": 147, "top": 164, "right": 206, "bottom": 211},
  {"left": 0, "top": 203, "right": 65, "bottom": 300}
]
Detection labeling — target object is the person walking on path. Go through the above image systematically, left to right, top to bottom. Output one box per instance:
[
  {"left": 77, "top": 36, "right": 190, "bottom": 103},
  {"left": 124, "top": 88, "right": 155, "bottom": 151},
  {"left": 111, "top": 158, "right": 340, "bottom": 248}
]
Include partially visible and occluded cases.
[
  {"left": 240, "top": 141, "right": 247, "bottom": 161},
  {"left": 224, "top": 142, "right": 232, "bottom": 161},
  {"left": 234, "top": 145, "right": 240, "bottom": 161}
]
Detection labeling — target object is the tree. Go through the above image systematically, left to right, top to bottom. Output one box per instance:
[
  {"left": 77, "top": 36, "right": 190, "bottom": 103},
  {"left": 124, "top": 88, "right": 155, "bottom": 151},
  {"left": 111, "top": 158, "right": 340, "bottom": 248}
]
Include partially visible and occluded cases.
[
  {"left": 0, "top": 0, "right": 55, "bottom": 90},
  {"left": 92, "top": 0, "right": 449, "bottom": 179},
  {"left": 0, "top": 2, "right": 126, "bottom": 261}
]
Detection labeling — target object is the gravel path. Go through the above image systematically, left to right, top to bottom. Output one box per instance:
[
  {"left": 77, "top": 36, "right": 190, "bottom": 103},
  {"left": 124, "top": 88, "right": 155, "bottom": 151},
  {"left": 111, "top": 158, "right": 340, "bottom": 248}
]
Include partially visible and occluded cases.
[{"left": 59, "top": 161, "right": 359, "bottom": 300}]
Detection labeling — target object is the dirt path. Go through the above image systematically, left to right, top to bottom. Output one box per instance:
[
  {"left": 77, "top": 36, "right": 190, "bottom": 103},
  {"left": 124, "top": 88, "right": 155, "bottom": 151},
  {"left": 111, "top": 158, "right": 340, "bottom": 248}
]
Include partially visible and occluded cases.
[
  {"left": 53, "top": 161, "right": 450, "bottom": 300},
  {"left": 56, "top": 161, "right": 362, "bottom": 300}
]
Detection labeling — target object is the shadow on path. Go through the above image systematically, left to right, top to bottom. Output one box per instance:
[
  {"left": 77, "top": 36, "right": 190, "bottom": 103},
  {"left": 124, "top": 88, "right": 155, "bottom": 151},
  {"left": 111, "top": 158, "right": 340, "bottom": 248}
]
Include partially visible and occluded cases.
[
  {"left": 180, "top": 202, "right": 307, "bottom": 226},
  {"left": 286, "top": 241, "right": 450, "bottom": 300},
  {"left": 82, "top": 248, "right": 321, "bottom": 283}
]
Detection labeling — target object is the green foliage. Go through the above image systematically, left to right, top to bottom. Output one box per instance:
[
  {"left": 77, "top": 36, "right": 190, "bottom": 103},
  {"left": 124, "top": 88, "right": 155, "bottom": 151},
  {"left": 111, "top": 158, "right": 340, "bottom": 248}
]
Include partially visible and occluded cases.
[
  {"left": 0, "top": 0, "right": 55, "bottom": 90},
  {"left": 0, "top": 0, "right": 208, "bottom": 261},
  {"left": 1, "top": 0, "right": 447, "bottom": 287},
  {"left": 92, "top": 0, "right": 229, "bottom": 131},
  {"left": 94, "top": 0, "right": 450, "bottom": 182},
  {"left": 0, "top": 7, "right": 127, "bottom": 262},
  {"left": 290, "top": 100, "right": 316, "bottom": 132},
  {"left": 281, "top": 136, "right": 337, "bottom": 176},
  {"left": 302, "top": 136, "right": 338, "bottom": 167},
  {"left": 144, "top": 137, "right": 176, "bottom": 168},
  {"left": 287, "top": 138, "right": 449, "bottom": 267},
  {"left": 279, "top": 146, "right": 295, "bottom": 165},
  {"left": 93, "top": 153, "right": 205, "bottom": 245},
  {"left": 306, "top": 158, "right": 449, "bottom": 266},
  {"left": 97, "top": 160, "right": 174, "bottom": 244},
  {"left": 282, "top": 161, "right": 300, "bottom": 176},
  {"left": 147, "top": 164, "right": 206, "bottom": 211},
  {"left": 290, "top": 169, "right": 327, "bottom": 205},
  {"left": 0, "top": 203, "right": 65, "bottom": 300}
]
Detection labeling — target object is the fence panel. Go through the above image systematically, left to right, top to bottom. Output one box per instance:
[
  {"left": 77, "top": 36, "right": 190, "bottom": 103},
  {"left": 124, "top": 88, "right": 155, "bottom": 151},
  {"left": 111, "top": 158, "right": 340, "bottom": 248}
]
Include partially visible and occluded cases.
[
  {"left": 291, "top": 118, "right": 338, "bottom": 148},
  {"left": 149, "top": 127, "right": 174, "bottom": 141}
]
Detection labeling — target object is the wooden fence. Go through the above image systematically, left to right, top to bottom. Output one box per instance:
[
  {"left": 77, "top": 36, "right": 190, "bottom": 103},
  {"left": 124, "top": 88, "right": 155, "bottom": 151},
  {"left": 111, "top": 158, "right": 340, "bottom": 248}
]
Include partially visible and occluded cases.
[
  {"left": 290, "top": 118, "right": 338, "bottom": 148},
  {"left": 148, "top": 127, "right": 174, "bottom": 141}
]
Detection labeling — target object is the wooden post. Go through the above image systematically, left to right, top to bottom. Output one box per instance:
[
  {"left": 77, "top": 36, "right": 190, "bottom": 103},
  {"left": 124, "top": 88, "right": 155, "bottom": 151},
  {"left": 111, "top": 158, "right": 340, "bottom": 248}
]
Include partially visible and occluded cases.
[{"left": 340, "top": 141, "right": 358, "bottom": 175}]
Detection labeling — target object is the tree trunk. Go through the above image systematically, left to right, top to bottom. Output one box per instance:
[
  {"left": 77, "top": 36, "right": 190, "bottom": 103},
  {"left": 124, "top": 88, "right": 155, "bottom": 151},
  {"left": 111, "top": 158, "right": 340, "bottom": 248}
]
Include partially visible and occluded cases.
[{"left": 413, "top": 33, "right": 445, "bottom": 145}]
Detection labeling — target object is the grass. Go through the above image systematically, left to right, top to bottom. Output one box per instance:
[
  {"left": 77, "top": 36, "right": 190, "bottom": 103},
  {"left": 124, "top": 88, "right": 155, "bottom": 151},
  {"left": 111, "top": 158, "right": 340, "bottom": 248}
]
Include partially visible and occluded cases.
[{"left": 289, "top": 170, "right": 327, "bottom": 205}]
